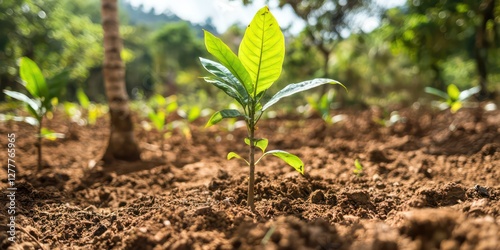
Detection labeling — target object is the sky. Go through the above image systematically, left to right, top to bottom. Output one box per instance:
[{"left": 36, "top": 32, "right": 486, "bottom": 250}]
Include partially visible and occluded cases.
[{"left": 126, "top": 0, "right": 404, "bottom": 34}]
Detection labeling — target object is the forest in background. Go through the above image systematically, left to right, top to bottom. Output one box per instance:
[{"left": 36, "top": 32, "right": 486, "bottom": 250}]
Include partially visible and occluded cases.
[{"left": 1, "top": 0, "right": 499, "bottom": 110}]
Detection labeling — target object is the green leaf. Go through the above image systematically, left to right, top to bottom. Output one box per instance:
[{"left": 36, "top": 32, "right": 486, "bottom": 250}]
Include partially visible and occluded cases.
[
  {"left": 239, "top": 6, "right": 285, "bottom": 95},
  {"left": 203, "top": 30, "right": 253, "bottom": 94},
  {"left": 19, "top": 57, "right": 48, "bottom": 98},
  {"left": 200, "top": 57, "right": 250, "bottom": 105},
  {"left": 203, "top": 77, "right": 246, "bottom": 106},
  {"left": 263, "top": 78, "right": 345, "bottom": 111},
  {"left": 447, "top": 84, "right": 460, "bottom": 101},
  {"left": 458, "top": 86, "right": 480, "bottom": 101},
  {"left": 425, "top": 87, "right": 449, "bottom": 100},
  {"left": 76, "top": 88, "right": 90, "bottom": 109},
  {"left": 3, "top": 90, "right": 42, "bottom": 119},
  {"left": 149, "top": 94, "right": 166, "bottom": 108},
  {"left": 165, "top": 96, "right": 178, "bottom": 113},
  {"left": 450, "top": 102, "right": 462, "bottom": 113},
  {"left": 87, "top": 104, "right": 99, "bottom": 125},
  {"left": 187, "top": 106, "right": 201, "bottom": 122},
  {"left": 206, "top": 109, "right": 245, "bottom": 127},
  {"left": 148, "top": 110, "right": 166, "bottom": 131},
  {"left": 41, "top": 127, "right": 64, "bottom": 141},
  {"left": 244, "top": 137, "right": 268, "bottom": 152},
  {"left": 261, "top": 150, "right": 304, "bottom": 175},
  {"left": 227, "top": 152, "right": 249, "bottom": 165},
  {"left": 227, "top": 152, "right": 242, "bottom": 160},
  {"left": 354, "top": 159, "right": 363, "bottom": 175}
]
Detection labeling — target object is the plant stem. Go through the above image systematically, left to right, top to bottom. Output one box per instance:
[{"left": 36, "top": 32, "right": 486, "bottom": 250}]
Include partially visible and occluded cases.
[
  {"left": 37, "top": 118, "right": 43, "bottom": 171},
  {"left": 248, "top": 122, "right": 256, "bottom": 211},
  {"left": 161, "top": 131, "right": 165, "bottom": 158}
]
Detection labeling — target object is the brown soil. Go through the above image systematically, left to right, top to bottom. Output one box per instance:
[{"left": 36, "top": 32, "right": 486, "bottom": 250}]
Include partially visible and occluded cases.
[{"left": 1, "top": 105, "right": 499, "bottom": 250}]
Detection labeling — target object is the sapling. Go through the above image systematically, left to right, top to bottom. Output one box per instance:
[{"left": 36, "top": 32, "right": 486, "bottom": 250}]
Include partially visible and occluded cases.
[
  {"left": 200, "top": 6, "right": 346, "bottom": 210},
  {"left": 3, "top": 57, "right": 68, "bottom": 170},
  {"left": 425, "top": 84, "right": 480, "bottom": 113},
  {"left": 76, "top": 88, "right": 108, "bottom": 125},
  {"left": 306, "top": 89, "right": 339, "bottom": 124},
  {"left": 147, "top": 94, "right": 178, "bottom": 157}
]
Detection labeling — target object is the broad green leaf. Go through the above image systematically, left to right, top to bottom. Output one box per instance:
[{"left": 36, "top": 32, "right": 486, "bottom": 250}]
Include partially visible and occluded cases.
[
  {"left": 239, "top": 6, "right": 285, "bottom": 95},
  {"left": 203, "top": 30, "right": 253, "bottom": 94},
  {"left": 19, "top": 57, "right": 48, "bottom": 98},
  {"left": 200, "top": 57, "right": 250, "bottom": 105},
  {"left": 203, "top": 77, "right": 246, "bottom": 106},
  {"left": 263, "top": 78, "right": 345, "bottom": 111},
  {"left": 447, "top": 84, "right": 460, "bottom": 101},
  {"left": 458, "top": 86, "right": 481, "bottom": 101},
  {"left": 425, "top": 87, "right": 448, "bottom": 100},
  {"left": 76, "top": 88, "right": 90, "bottom": 109},
  {"left": 3, "top": 90, "right": 42, "bottom": 118},
  {"left": 206, "top": 109, "right": 245, "bottom": 127},
  {"left": 244, "top": 137, "right": 268, "bottom": 152},
  {"left": 261, "top": 150, "right": 304, "bottom": 174}
]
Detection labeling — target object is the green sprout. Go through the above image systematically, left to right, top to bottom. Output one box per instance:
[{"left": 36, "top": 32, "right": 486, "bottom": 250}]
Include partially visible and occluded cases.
[
  {"left": 200, "top": 6, "right": 346, "bottom": 210},
  {"left": 3, "top": 57, "right": 68, "bottom": 170},
  {"left": 425, "top": 84, "right": 480, "bottom": 113},
  {"left": 76, "top": 88, "right": 107, "bottom": 125},
  {"left": 306, "top": 89, "right": 339, "bottom": 125},
  {"left": 147, "top": 94, "right": 178, "bottom": 157},
  {"left": 353, "top": 159, "right": 364, "bottom": 177}
]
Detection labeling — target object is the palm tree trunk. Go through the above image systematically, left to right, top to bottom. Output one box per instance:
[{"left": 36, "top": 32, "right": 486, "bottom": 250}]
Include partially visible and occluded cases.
[{"left": 101, "top": 0, "right": 140, "bottom": 163}]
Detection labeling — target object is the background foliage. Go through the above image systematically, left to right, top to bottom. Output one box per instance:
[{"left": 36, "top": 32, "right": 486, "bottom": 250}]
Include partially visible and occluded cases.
[{"left": 1, "top": 0, "right": 499, "bottom": 111}]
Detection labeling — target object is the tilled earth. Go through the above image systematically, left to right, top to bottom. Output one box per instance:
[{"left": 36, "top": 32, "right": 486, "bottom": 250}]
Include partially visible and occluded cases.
[{"left": 0, "top": 105, "right": 499, "bottom": 249}]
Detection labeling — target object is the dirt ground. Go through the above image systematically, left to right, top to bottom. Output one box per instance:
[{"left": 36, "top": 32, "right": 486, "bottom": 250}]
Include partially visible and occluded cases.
[{"left": 0, "top": 104, "right": 499, "bottom": 250}]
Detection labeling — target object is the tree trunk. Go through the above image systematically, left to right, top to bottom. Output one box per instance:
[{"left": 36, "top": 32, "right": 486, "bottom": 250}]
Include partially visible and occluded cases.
[{"left": 101, "top": 0, "right": 140, "bottom": 163}]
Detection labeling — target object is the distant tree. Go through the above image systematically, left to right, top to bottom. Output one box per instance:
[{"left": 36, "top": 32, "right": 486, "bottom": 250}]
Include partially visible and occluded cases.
[
  {"left": 0, "top": 0, "right": 103, "bottom": 101},
  {"left": 101, "top": 0, "right": 141, "bottom": 162},
  {"left": 386, "top": 0, "right": 499, "bottom": 97},
  {"left": 149, "top": 22, "right": 205, "bottom": 95}
]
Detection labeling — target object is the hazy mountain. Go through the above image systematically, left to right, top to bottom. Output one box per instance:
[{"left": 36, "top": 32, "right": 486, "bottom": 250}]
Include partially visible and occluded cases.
[{"left": 120, "top": 1, "right": 218, "bottom": 36}]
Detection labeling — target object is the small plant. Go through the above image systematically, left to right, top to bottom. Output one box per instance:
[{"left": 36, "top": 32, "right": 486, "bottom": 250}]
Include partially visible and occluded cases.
[
  {"left": 200, "top": 6, "right": 345, "bottom": 210},
  {"left": 3, "top": 57, "right": 68, "bottom": 170},
  {"left": 425, "top": 84, "right": 480, "bottom": 113},
  {"left": 76, "top": 88, "right": 108, "bottom": 125},
  {"left": 306, "top": 89, "right": 339, "bottom": 124},
  {"left": 147, "top": 94, "right": 178, "bottom": 157},
  {"left": 374, "top": 110, "right": 406, "bottom": 127},
  {"left": 353, "top": 159, "right": 364, "bottom": 177}
]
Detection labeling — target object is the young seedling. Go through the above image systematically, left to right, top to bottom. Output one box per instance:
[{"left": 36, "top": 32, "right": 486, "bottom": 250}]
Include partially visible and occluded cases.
[
  {"left": 200, "top": 6, "right": 346, "bottom": 210},
  {"left": 3, "top": 57, "right": 68, "bottom": 170},
  {"left": 425, "top": 84, "right": 480, "bottom": 113},
  {"left": 76, "top": 88, "right": 108, "bottom": 125},
  {"left": 306, "top": 89, "right": 339, "bottom": 125},
  {"left": 147, "top": 94, "right": 178, "bottom": 157},
  {"left": 353, "top": 159, "right": 364, "bottom": 177}
]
